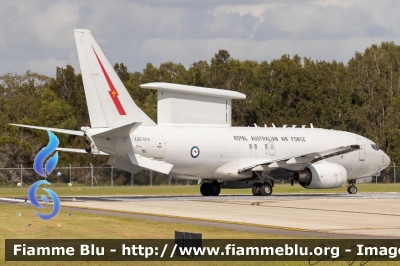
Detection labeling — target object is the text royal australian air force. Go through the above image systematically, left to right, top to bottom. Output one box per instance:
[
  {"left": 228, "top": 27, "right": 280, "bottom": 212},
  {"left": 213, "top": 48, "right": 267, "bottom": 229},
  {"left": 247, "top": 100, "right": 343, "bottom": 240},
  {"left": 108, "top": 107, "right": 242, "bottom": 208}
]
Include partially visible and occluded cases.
[{"left": 233, "top": 136, "right": 306, "bottom": 142}]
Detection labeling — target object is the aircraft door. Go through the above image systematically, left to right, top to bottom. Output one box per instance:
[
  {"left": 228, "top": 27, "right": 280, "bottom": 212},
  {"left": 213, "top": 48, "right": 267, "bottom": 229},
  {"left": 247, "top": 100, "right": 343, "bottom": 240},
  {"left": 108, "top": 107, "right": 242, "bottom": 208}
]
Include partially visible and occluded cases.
[
  {"left": 356, "top": 138, "right": 365, "bottom": 161},
  {"left": 269, "top": 142, "right": 276, "bottom": 156}
]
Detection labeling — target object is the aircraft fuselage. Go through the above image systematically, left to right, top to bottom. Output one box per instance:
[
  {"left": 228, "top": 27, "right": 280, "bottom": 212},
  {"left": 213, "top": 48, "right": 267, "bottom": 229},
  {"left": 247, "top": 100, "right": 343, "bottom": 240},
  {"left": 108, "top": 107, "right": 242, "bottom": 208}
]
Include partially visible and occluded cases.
[{"left": 94, "top": 126, "right": 389, "bottom": 181}]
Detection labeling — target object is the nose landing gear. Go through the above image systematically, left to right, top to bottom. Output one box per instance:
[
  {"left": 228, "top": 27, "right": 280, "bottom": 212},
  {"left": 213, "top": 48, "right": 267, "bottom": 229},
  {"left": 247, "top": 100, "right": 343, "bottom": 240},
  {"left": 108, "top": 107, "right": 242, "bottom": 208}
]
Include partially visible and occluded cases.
[
  {"left": 347, "top": 180, "right": 357, "bottom": 194},
  {"left": 347, "top": 185, "right": 357, "bottom": 194}
]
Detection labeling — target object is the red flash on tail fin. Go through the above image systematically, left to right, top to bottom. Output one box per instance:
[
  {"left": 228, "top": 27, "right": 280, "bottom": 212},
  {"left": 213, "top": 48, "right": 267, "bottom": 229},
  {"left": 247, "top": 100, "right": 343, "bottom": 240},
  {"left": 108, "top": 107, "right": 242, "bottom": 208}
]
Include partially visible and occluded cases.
[{"left": 92, "top": 47, "right": 126, "bottom": 115}]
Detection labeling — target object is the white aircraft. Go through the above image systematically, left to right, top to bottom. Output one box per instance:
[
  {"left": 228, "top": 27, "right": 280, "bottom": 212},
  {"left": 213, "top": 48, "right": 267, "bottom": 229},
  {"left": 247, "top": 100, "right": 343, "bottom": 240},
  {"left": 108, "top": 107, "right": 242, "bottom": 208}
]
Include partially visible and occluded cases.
[{"left": 12, "top": 29, "right": 390, "bottom": 196}]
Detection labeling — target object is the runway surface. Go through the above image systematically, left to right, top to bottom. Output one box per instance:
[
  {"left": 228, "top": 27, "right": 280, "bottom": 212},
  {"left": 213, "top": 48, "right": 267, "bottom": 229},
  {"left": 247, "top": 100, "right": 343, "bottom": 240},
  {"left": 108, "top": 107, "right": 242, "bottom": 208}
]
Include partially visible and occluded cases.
[
  {"left": 2, "top": 192, "right": 399, "bottom": 238},
  {"left": 58, "top": 192, "right": 400, "bottom": 238}
]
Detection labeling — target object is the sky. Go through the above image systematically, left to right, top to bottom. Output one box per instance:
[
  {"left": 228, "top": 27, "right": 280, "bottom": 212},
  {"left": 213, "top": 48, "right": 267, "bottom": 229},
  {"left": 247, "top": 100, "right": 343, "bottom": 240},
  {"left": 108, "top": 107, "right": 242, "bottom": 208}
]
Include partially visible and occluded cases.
[{"left": 1, "top": 0, "right": 400, "bottom": 77}]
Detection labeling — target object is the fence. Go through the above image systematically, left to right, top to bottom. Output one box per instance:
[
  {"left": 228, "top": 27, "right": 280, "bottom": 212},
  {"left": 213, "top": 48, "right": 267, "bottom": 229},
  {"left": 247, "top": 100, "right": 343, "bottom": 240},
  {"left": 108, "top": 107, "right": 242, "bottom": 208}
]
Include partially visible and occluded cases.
[
  {"left": 0, "top": 165, "right": 192, "bottom": 187},
  {"left": 0, "top": 165, "right": 397, "bottom": 188},
  {"left": 376, "top": 165, "right": 397, "bottom": 183}
]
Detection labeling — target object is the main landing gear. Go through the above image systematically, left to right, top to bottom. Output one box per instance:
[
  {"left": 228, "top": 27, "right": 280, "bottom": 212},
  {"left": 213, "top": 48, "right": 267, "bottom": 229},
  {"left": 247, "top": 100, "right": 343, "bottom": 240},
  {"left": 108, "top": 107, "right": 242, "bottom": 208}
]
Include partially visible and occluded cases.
[
  {"left": 251, "top": 171, "right": 274, "bottom": 196},
  {"left": 347, "top": 180, "right": 357, "bottom": 194},
  {"left": 200, "top": 181, "right": 220, "bottom": 196},
  {"left": 252, "top": 182, "right": 273, "bottom": 196}
]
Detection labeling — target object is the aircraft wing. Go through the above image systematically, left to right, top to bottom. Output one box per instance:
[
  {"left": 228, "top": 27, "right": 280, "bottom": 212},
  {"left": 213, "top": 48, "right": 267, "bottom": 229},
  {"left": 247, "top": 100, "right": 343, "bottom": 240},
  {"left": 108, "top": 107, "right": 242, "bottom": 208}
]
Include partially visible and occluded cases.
[{"left": 238, "top": 144, "right": 360, "bottom": 173}]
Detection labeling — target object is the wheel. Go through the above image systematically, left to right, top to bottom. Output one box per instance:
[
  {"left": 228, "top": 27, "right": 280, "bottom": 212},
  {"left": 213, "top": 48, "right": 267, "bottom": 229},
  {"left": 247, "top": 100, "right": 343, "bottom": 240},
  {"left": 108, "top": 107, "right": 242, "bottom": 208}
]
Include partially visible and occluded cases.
[
  {"left": 200, "top": 182, "right": 211, "bottom": 196},
  {"left": 210, "top": 182, "right": 221, "bottom": 196},
  {"left": 252, "top": 182, "right": 262, "bottom": 196},
  {"left": 259, "top": 182, "right": 273, "bottom": 196},
  {"left": 347, "top": 185, "right": 357, "bottom": 194},
  {"left": 347, "top": 186, "right": 357, "bottom": 194}
]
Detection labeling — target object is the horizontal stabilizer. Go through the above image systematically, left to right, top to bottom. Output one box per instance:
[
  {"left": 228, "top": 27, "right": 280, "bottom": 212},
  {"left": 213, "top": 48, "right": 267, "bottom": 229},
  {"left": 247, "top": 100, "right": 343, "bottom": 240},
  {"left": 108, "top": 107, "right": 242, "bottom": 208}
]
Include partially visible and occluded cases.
[
  {"left": 92, "top": 122, "right": 141, "bottom": 139},
  {"left": 10, "top": 124, "right": 84, "bottom": 136},
  {"left": 56, "top": 147, "right": 108, "bottom": 155},
  {"left": 128, "top": 153, "right": 173, "bottom": 174}
]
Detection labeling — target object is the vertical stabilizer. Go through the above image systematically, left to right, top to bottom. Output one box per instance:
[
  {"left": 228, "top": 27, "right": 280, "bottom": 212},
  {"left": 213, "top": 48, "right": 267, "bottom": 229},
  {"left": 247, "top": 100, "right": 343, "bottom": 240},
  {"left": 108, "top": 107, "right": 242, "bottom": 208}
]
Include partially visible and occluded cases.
[{"left": 74, "top": 29, "right": 156, "bottom": 128}]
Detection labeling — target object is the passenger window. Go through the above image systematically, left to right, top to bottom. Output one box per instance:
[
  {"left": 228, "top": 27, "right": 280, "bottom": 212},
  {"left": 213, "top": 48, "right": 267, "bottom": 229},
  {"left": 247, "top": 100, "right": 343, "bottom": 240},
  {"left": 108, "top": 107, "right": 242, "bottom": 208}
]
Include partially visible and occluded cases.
[
  {"left": 249, "top": 144, "right": 252, "bottom": 149},
  {"left": 255, "top": 144, "right": 257, "bottom": 149},
  {"left": 265, "top": 144, "right": 268, "bottom": 149}
]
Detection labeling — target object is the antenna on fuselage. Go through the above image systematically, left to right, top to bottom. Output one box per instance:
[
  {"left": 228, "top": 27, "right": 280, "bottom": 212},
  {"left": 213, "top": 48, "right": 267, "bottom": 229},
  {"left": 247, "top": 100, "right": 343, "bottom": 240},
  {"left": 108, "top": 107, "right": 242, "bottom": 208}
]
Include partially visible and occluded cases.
[
  {"left": 254, "top": 123, "right": 258, "bottom": 127},
  {"left": 272, "top": 123, "right": 276, "bottom": 128},
  {"left": 310, "top": 123, "right": 314, "bottom": 128},
  {"left": 283, "top": 125, "right": 287, "bottom": 128},
  {"left": 292, "top": 125, "right": 297, "bottom": 128},
  {"left": 301, "top": 125, "right": 306, "bottom": 128}
]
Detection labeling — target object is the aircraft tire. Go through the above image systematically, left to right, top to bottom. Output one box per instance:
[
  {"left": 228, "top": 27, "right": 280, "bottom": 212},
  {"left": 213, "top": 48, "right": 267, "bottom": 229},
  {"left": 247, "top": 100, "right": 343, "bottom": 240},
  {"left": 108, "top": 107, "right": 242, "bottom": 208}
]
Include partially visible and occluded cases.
[
  {"left": 200, "top": 182, "right": 211, "bottom": 196},
  {"left": 210, "top": 182, "right": 221, "bottom": 196},
  {"left": 252, "top": 182, "right": 262, "bottom": 196},
  {"left": 259, "top": 182, "right": 272, "bottom": 196},
  {"left": 347, "top": 185, "right": 357, "bottom": 194}
]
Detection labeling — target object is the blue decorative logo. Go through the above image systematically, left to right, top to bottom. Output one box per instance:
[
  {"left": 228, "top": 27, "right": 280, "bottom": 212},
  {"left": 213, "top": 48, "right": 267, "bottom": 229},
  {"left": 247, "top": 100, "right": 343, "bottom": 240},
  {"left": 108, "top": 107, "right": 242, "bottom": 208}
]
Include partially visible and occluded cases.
[
  {"left": 28, "top": 131, "right": 60, "bottom": 220},
  {"left": 33, "top": 131, "right": 59, "bottom": 177},
  {"left": 190, "top": 146, "right": 200, "bottom": 158}
]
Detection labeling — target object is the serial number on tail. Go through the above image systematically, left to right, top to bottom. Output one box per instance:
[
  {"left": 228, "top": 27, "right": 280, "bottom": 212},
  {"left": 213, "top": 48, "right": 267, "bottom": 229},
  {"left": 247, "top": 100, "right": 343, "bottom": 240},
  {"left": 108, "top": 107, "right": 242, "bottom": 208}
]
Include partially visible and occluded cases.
[{"left": 134, "top": 137, "right": 150, "bottom": 141}]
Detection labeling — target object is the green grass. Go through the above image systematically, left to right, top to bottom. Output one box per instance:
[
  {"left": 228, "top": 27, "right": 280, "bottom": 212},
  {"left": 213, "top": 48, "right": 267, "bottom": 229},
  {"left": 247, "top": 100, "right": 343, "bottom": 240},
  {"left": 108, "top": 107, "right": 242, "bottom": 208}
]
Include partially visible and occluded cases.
[
  {"left": 1, "top": 183, "right": 399, "bottom": 198},
  {"left": 0, "top": 204, "right": 294, "bottom": 266}
]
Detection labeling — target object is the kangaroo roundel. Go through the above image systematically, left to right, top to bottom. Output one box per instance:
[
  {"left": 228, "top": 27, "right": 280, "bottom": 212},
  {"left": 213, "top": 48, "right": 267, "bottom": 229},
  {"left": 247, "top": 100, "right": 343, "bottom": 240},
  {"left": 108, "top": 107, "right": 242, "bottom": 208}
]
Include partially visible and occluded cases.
[{"left": 191, "top": 146, "right": 200, "bottom": 158}]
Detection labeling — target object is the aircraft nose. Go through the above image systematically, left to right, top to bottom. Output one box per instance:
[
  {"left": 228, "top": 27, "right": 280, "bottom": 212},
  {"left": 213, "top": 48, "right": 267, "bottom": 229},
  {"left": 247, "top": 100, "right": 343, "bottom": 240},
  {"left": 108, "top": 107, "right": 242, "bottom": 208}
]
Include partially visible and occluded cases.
[
  {"left": 383, "top": 152, "right": 391, "bottom": 167},
  {"left": 385, "top": 153, "right": 391, "bottom": 166}
]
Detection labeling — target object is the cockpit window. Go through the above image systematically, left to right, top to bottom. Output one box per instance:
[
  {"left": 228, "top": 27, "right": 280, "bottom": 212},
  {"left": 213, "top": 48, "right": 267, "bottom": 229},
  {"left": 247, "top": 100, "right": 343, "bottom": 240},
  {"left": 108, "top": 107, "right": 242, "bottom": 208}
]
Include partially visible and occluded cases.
[{"left": 371, "top": 144, "right": 379, "bottom": 151}]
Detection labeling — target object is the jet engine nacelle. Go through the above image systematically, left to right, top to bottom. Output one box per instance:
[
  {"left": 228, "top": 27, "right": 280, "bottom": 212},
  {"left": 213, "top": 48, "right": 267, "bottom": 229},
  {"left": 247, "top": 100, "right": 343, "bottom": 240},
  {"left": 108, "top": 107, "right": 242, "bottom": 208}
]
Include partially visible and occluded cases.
[{"left": 293, "top": 162, "right": 347, "bottom": 189}]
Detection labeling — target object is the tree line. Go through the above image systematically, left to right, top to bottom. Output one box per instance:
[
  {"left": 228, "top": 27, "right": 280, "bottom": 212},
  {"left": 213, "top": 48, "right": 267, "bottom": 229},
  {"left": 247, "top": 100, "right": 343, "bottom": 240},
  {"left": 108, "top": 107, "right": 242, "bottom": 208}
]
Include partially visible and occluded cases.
[{"left": 1, "top": 42, "right": 399, "bottom": 185}]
